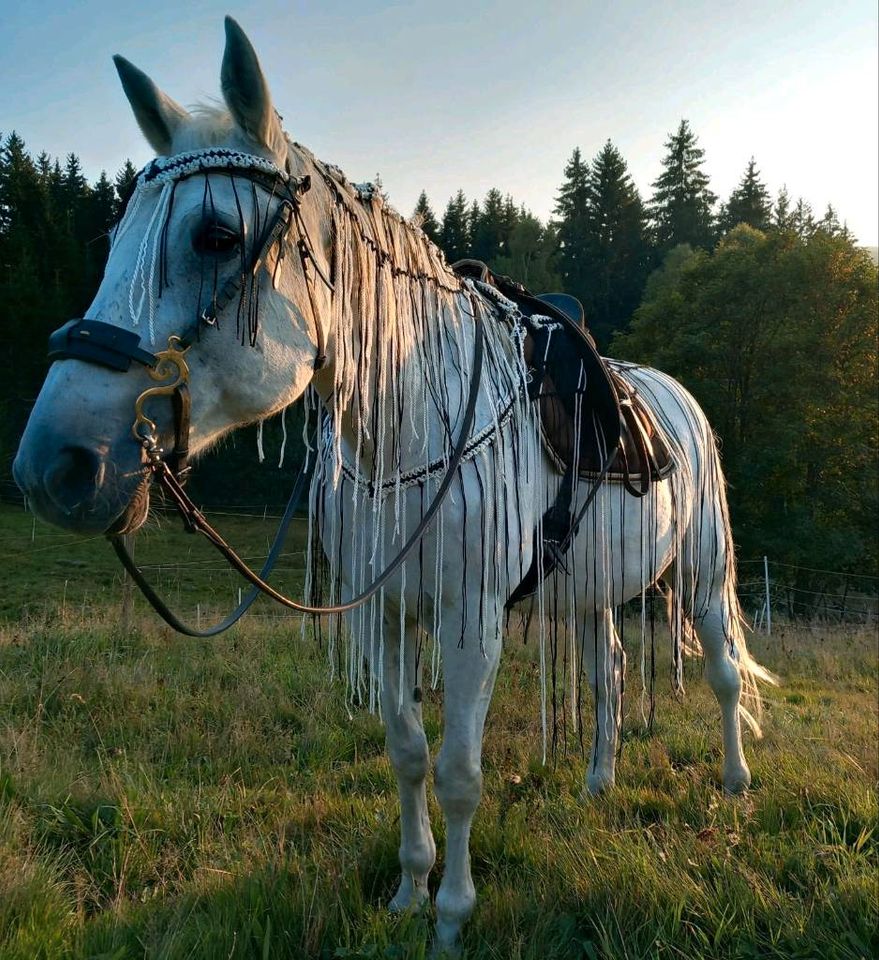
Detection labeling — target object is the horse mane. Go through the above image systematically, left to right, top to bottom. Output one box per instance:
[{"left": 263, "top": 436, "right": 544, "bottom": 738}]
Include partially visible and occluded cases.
[{"left": 289, "top": 143, "right": 460, "bottom": 292}]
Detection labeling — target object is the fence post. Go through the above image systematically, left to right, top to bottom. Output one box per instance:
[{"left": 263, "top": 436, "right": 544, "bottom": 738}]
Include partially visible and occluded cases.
[{"left": 763, "top": 556, "right": 772, "bottom": 636}]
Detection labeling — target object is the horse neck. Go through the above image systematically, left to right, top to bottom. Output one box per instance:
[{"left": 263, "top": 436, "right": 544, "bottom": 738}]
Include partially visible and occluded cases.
[{"left": 321, "top": 271, "right": 475, "bottom": 483}]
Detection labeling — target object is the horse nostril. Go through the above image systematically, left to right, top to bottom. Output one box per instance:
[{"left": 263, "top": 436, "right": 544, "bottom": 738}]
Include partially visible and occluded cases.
[{"left": 43, "top": 445, "right": 105, "bottom": 513}]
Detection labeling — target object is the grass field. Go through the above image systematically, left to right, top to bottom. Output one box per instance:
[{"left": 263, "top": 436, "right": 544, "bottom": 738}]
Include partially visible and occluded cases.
[{"left": 0, "top": 504, "right": 876, "bottom": 959}]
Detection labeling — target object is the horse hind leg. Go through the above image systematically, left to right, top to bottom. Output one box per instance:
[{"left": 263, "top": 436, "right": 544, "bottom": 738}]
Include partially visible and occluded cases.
[
  {"left": 671, "top": 560, "right": 773, "bottom": 795},
  {"left": 690, "top": 591, "right": 752, "bottom": 794}
]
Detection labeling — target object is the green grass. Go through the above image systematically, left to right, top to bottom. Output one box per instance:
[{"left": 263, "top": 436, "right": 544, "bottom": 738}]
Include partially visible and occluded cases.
[
  {"left": 0, "top": 501, "right": 309, "bottom": 624},
  {"left": 0, "top": 504, "right": 876, "bottom": 959}
]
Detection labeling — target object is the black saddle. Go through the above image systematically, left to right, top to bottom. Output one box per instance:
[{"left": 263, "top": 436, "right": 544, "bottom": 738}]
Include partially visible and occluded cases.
[{"left": 451, "top": 259, "right": 672, "bottom": 606}]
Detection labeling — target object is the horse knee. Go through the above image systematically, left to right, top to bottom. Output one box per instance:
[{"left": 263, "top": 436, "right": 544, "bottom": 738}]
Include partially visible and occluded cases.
[
  {"left": 387, "top": 725, "right": 430, "bottom": 785},
  {"left": 434, "top": 750, "right": 482, "bottom": 818}
]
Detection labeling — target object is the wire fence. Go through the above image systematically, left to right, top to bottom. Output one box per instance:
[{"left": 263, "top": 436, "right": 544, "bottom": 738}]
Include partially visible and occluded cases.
[
  {"left": 2, "top": 492, "right": 876, "bottom": 630},
  {"left": 738, "top": 558, "right": 878, "bottom": 630}
]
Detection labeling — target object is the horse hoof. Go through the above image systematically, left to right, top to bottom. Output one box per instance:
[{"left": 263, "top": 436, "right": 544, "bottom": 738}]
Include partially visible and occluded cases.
[
  {"left": 722, "top": 766, "right": 751, "bottom": 795},
  {"left": 584, "top": 771, "right": 615, "bottom": 797},
  {"left": 430, "top": 934, "right": 462, "bottom": 959}
]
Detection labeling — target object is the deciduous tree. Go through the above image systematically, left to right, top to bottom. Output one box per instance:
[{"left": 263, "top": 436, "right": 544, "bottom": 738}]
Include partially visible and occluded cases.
[{"left": 615, "top": 225, "right": 878, "bottom": 575}]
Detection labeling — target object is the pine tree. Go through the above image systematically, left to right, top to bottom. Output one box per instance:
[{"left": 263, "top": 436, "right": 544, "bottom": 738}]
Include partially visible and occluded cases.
[
  {"left": 649, "top": 119, "right": 717, "bottom": 251},
  {"left": 0, "top": 132, "right": 40, "bottom": 234},
  {"left": 0, "top": 134, "right": 59, "bottom": 464},
  {"left": 580, "top": 140, "right": 650, "bottom": 344},
  {"left": 554, "top": 147, "right": 591, "bottom": 305},
  {"left": 36, "top": 151, "right": 52, "bottom": 185},
  {"left": 63, "top": 152, "right": 88, "bottom": 198},
  {"left": 720, "top": 157, "right": 771, "bottom": 233},
  {"left": 114, "top": 159, "right": 138, "bottom": 215},
  {"left": 83, "top": 171, "right": 118, "bottom": 291},
  {"left": 372, "top": 171, "right": 389, "bottom": 203},
  {"left": 773, "top": 185, "right": 794, "bottom": 231},
  {"left": 471, "top": 188, "right": 505, "bottom": 264},
  {"left": 438, "top": 189, "right": 470, "bottom": 263},
  {"left": 412, "top": 190, "right": 439, "bottom": 243},
  {"left": 501, "top": 194, "right": 519, "bottom": 255},
  {"left": 792, "top": 198, "right": 814, "bottom": 239},
  {"left": 467, "top": 200, "right": 481, "bottom": 256},
  {"left": 817, "top": 203, "right": 841, "bottom": 237}
]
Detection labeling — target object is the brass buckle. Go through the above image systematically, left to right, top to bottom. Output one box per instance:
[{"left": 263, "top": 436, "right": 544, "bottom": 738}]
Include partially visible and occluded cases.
[{"left": 132, "top": 335, "right": 190, "bottom": 454}]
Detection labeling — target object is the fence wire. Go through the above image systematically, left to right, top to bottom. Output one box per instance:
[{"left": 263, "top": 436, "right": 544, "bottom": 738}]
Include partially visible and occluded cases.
[{"left": 2, "top": 496, "right": 876, "bottom": 627}]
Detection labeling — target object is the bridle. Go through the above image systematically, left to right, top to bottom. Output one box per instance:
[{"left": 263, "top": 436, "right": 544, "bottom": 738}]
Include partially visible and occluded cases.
[{"left": 46, "top": 147, "right": 485, "bottom": 637}]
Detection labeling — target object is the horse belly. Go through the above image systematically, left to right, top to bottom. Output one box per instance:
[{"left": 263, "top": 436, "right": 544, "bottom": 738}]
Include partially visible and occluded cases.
[{"left": 562, "top": 475, "right": 678, "bottom": 610}]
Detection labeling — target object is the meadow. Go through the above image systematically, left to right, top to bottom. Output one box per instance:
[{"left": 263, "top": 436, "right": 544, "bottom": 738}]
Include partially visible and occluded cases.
[{"left": 0, "top": 503, "right": 876, "bottom": 959}]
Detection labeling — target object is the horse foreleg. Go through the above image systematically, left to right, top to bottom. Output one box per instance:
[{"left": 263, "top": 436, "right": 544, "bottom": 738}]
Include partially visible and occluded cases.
[
  {"left": 582, "top": 609, "right": 625, "bottom": 795},
  {"left": 382, "top": 620, "right": 436, "bottom": 912},
  {"left": 433, "top": 622, "right": 502, "bottom": 953}
]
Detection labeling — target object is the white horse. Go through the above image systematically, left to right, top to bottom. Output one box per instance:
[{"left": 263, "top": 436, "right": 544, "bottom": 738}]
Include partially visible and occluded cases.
[{"left": 13, "top": 18, "right": 773, "bottom": 953}]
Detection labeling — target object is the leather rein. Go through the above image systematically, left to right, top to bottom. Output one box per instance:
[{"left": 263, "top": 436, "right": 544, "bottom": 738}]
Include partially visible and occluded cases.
[{"left": 48, "top": 148, "right": 485, "bottom": 637}]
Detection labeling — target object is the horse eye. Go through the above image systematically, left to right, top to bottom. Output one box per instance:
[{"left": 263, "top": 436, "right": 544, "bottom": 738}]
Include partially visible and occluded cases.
[{"left": 193, "top": 222, "right": 241, "bottom": 256}]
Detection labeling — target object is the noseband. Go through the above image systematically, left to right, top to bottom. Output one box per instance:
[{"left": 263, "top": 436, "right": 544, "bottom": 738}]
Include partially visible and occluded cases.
[{"left": 45, "top": 147, "right": 486, "bottom": 636}]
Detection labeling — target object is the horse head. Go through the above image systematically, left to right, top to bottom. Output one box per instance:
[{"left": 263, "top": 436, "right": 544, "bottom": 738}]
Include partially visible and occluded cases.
[{"left": 14, "top": 18, "right": 332, "bottom": 534}]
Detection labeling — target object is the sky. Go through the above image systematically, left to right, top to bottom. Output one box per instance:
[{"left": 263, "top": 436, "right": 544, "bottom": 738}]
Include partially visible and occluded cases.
[{"left": 2, "top": 0, "right": 877, "bottom": 245}]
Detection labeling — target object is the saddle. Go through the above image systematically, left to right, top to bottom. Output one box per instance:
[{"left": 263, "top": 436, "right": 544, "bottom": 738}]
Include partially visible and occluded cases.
[{"left": 452, "top": 260, "right": 674, "bottom": 604}]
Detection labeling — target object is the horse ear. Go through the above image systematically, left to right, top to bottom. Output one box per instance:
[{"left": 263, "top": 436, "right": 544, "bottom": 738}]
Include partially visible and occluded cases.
[
  {"left": 220, "top": 16, "right": 285, "bottom": 160},
  {"left": 113, "top": 55, "right": 189, "bottom": 156}
]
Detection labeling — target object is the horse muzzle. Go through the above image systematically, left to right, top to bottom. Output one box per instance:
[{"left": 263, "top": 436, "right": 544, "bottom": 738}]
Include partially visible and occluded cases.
[
  {"left": 13, "top": 354, "right": 154, "bottom": 534},
  {"left": 13, "top": 425, "right": 149, "bottom": 534}
]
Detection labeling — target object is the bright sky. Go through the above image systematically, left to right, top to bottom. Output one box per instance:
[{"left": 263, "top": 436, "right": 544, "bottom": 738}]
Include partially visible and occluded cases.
[{"left": 2, "top": 0, "right": 877, "bottom": 245}]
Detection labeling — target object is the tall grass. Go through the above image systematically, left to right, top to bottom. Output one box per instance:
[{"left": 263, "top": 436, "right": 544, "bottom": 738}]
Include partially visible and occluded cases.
[{"left": 0, "top": 505, "right": 876, "bottom": 958}]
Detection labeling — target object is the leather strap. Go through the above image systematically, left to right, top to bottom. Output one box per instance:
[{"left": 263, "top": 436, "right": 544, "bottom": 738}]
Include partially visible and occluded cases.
[
  {"left": 48, "top": 318, "right": 159, "bottom": 372},
  {"left": 169, "top": 383, "right": 192, "bottom": 485},
  {"left": 113, "top": 444, "right": 313, "bottom": 637}
]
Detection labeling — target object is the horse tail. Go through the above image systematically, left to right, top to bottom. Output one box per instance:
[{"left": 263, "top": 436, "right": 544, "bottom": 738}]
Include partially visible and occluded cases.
[{"left": 672, "top": 413, "right": 778, "bottom": 737}]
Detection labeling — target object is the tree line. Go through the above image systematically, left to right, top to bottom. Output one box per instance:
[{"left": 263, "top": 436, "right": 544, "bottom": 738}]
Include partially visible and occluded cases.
[
  {"left": 415, "top": 120, "right": 853, "bottom": 347},
  {"left": 0, "top": 122, "right": 875, "bottom": 584}
]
